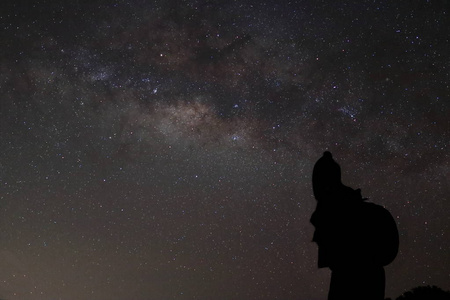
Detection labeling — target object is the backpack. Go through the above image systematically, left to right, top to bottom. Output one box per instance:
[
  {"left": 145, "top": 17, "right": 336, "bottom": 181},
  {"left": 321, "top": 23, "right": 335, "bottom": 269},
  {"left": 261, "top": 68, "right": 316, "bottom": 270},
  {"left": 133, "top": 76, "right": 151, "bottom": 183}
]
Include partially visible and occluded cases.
[{"left": 359, "top": 202, "right": 399, "bottom": 267}]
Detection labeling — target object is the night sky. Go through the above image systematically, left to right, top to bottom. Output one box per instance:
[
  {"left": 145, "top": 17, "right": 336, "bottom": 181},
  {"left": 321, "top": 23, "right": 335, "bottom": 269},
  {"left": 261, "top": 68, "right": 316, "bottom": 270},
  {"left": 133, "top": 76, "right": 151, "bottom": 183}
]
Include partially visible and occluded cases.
[{"left": 0, "top": 1, "right": 449, "bottom": 299}]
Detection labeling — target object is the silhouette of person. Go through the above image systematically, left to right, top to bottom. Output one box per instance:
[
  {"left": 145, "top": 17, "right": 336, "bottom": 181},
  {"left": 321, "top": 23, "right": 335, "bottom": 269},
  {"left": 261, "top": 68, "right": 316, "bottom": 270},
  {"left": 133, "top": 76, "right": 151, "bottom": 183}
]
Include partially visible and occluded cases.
[{"left": 310, "top": 151, "right": 398, "bottom": 300}]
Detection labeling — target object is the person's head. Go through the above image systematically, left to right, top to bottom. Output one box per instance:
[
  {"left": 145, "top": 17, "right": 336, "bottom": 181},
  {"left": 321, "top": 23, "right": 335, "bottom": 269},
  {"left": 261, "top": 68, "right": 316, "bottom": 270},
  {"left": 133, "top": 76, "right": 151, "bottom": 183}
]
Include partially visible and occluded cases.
[{"left": 312, "top": 151, "right": 342, "bottom": 201}]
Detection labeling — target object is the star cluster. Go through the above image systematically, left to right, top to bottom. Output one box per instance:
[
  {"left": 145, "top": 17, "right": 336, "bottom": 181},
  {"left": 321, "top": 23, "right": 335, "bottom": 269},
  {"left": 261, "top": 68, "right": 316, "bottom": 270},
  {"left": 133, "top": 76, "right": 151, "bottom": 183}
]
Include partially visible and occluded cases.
[{"left": 0, "top": 1, "right": 449, "bottom": 299}]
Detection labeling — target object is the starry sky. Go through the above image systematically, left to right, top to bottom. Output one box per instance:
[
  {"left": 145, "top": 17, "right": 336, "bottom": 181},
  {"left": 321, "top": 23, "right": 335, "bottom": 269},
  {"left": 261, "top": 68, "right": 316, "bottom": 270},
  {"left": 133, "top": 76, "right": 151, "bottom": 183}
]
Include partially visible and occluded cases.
[{"left": 0, "top": 1, "right": 449, "bottom": 299}]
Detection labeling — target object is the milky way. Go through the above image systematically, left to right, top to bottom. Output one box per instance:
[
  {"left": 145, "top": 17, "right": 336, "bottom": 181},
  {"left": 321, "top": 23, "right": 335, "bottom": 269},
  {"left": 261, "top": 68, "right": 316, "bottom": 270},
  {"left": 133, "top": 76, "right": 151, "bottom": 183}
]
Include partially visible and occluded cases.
[{"left": 0, "top": 1, "right": 449, "bottom": 299}]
